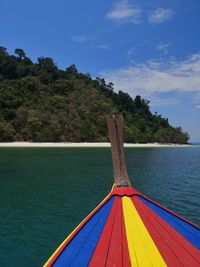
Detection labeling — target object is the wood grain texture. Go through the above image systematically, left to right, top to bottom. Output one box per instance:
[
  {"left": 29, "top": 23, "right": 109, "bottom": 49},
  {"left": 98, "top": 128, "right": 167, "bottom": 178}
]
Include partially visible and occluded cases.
[{"left": 107, "top": 114, "right": 131, "bottom": 187}]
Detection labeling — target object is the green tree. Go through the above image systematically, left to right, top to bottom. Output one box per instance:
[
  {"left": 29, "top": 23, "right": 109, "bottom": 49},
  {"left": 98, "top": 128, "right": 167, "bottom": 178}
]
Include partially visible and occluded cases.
[
  {"left": 0, "top": 45, "right": 190, "bottom": 144},
  {"left": 0, "top": 46, "right": 8, "bottom": 56},
  {"left": 15, "top": 48, "right": 25, "bottom": 60},
  {"left": 38, "top": 57, "right": 57, "bottom": 73},
  {"left": 66, "top": 64, "right": 78, "bottom": 75},
  {"left": 21, "top": 76, "right": 40, "bottom": 93},
  {"left": 118, "top": 90, "right": 135, "bottom": 112},
  {"left": 0, "top": 120, "right": 15, "bottom": 141}
]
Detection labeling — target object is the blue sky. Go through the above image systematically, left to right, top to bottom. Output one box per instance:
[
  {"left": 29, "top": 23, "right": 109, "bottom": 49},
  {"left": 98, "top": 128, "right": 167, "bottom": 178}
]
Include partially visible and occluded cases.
[{"left": 1, "top": 0, "right": 200, "bottom": 141}]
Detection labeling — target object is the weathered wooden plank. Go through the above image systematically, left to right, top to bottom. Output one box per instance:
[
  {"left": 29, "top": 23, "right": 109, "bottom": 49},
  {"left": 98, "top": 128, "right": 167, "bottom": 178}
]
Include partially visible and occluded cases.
[{"left": 107, "top": 114, "right": 131, "bottom": 187}]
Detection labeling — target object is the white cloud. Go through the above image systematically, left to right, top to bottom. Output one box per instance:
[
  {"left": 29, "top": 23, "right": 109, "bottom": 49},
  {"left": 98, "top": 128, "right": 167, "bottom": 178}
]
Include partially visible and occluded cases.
[
  {"left": 106, "top": 0, "right": 142, "bottom": 24},
  {"left": 148, "top": 8, "right": 175, "bottom": 24},
  {"left": 71, "top": 35, "right": 94, "bottom": 43},
  {"left": 71, "top": 35, "right": 111, "bottom": 50},
  {"left": 127, "top": 41, "right": 171, "bottom": 63},
  {"left": 156, "top": 42, "right": 171, "bottom": 55},
  {"left": 95, "top": 44, "right": 111, "bottom": 50},
  {"left": 100, "top": 53, "right": 200, "bottom": 106},
  {"left": 193, "top": 93, "right": 200, "bottom": 109},
  {"left": 149, "top": 95, "right": 180, "bottom": 107}
]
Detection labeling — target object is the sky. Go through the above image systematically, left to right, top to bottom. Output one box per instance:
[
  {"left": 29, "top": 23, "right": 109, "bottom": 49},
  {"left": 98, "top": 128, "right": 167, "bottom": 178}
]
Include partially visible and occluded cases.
[{"left": 1, "top": 0, "right": 200, "bottom": 142}]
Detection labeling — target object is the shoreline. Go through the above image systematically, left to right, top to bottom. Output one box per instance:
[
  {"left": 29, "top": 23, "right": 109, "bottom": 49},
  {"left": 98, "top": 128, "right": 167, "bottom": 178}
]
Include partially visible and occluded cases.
[{"left": 0, "top": 142, "right": 192, "bottom": 147}]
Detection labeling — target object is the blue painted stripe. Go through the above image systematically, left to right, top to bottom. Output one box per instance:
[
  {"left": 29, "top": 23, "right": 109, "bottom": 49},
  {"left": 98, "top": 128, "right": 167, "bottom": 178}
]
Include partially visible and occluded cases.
[
  {"left": 53, "top": 196, "right": 115, "bottom": 267},
  {"left": 139, "top": 196, "right": 200, "bottom": 249}
]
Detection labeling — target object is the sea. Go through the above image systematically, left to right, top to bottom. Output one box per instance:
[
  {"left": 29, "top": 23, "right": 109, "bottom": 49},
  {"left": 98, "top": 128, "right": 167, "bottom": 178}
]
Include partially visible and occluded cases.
[{"left": 0, "top": 146, "right": 199, "bottom": 266}]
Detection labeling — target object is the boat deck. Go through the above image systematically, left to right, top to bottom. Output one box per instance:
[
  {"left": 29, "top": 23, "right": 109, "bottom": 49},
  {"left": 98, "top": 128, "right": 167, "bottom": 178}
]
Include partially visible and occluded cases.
[{"left": 44, "top": 187, "right": 200, "bottom": 267}]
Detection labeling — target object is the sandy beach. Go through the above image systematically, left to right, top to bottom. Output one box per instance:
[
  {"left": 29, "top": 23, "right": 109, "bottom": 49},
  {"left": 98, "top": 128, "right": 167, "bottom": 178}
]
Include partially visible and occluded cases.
[{"left": 0, "top": 142, "right": 191, "bottom": 147}]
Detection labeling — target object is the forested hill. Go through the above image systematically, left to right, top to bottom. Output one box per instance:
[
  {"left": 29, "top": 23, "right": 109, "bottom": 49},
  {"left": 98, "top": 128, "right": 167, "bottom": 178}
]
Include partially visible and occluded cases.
[{"left": 0, "top": 47, "right": 189, "bottom": 143}]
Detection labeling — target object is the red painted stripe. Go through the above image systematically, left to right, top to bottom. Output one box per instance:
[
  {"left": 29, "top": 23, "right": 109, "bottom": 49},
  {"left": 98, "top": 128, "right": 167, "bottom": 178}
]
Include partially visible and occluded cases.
[
  {"left": 112, "top": 186, "right": 141, "bottom": 196},
  {"left": 112, "top": 186, "right": 199, "bottom": 229},
  {"left": 45, "top": 194, "right": 112, "bottom": 267},
  {"left": 141, "top": 195, "right": 200, "bottom": 230},
  {"left": 132, "top": 196, "right": 200, "bottom": 267},
  {"left": 89, "top": 197, "right": 131, "bottom": 267},
  {"left": 89, "top": 197, "right": 119, "bottom": 266},
  {"left": 105, "top": 197, "right": 123, "bottom": 266},
  {"left": 106, "top": 198, "right": 131, "bottom": 267}
]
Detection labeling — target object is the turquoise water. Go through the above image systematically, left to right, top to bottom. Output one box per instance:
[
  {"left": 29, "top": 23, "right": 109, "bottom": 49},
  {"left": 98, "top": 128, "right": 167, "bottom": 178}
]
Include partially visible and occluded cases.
[{"left": 0, "top": 147, "right": 199, "bottom": 266}]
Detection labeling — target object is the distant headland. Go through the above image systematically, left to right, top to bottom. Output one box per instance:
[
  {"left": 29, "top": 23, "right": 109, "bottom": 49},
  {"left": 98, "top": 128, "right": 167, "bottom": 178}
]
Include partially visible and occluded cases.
[{"left": 0, "top": 46, "right": 189, "bottom": 144}]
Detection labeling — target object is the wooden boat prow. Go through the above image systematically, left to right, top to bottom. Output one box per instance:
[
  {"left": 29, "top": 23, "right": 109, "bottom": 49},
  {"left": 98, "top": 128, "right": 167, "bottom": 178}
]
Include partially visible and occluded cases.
[{"left": 44, "top": 115, "right": 200, "bottom": 267}]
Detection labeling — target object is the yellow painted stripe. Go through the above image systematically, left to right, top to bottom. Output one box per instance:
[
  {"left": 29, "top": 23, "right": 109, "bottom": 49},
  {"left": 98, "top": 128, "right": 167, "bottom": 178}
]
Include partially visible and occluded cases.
[{"left": 122, "top": 196, "right": 167, "bottom": 267}]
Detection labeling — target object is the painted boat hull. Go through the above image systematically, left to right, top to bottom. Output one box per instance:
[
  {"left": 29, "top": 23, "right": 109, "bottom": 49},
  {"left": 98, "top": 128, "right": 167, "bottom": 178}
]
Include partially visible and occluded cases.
[{"left": 44, "top": 186, "right": 200, "bottom": 267}]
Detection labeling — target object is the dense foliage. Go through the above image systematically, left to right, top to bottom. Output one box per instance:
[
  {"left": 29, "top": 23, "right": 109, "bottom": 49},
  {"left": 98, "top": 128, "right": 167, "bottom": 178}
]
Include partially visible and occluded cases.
[{"left": 0, "top": 46, "right": 189, "bottom": 143}]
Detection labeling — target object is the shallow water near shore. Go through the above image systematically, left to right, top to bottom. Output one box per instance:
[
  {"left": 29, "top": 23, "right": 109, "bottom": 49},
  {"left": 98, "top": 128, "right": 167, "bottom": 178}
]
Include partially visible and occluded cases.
[{"left": 0, "top": 147, "right": 199, "bottom": 266}]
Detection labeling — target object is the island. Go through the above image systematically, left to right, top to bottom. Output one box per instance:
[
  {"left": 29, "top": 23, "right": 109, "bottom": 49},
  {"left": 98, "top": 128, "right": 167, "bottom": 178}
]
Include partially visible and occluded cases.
[{"left": 0, "top": 46, "right": 189, "bottom": 144}]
